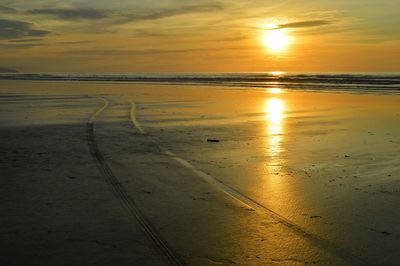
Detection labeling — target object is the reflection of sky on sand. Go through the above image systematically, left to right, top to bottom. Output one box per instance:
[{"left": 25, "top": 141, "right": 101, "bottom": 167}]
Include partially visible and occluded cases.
[
  {"left": 131, "top": 84, "right": 400, "bottom": 264},
  {"left": 265, "top": 97, "right": 285, "bottom": 173}
]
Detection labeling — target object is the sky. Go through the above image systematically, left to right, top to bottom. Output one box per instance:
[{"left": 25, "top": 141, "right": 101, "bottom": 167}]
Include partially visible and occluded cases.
[{"left": 0, "top": 0, "right": 399, "bottom": 73}]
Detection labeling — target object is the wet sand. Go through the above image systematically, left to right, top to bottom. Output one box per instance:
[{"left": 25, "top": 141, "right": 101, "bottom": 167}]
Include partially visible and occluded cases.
[{"left": 1, "top": 80, "right": 399, "bottom": 265}]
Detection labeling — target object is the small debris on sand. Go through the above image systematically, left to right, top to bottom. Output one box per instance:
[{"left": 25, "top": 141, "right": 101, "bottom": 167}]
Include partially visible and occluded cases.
[
  {"left": 207, "top": 138, "right": 220, "bottom": 143},
  {"left": 368, "top": 228, "right": 392, "bottom": 236}
]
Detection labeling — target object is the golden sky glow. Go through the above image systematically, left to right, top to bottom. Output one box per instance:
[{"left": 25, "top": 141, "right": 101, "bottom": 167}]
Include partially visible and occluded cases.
[{"left": 0, "top": 0, "right": 399, "bottom": 72}]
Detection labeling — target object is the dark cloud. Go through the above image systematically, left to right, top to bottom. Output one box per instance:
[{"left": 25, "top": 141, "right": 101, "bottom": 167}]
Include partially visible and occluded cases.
[
  {"left": 23, "top": 3, "right": 223, "bottom": 27},
  {"left": 27, "top": 8, "right": 108, "bottom": 20},
  {"left": 0, "top": 19, "right": 50, "bottom": 39},
  {"left": 275, "top": 20, "right": 333, "bottom": 29}
]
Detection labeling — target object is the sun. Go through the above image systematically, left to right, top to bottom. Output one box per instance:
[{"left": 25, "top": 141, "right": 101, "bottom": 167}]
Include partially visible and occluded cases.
[{"left": 262, "top": 28, "right": 290, "bottom": 53}]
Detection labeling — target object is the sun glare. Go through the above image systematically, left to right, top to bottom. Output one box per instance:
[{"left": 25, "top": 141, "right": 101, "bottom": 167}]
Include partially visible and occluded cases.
[
  {"left": 262, "top": 28, "right": 290, "bottom": 53},
  {"left": 270, "top": 71, "right": 284, "bottom": 76},
  {"left": 269, "top": 88, "right": 282, "bottom": 94},
  {"left": 264, "top": 97, "right": 285, "bottom": 171},
  {"left": 266, "top": 98, "right": 284, "bottom": 125}
]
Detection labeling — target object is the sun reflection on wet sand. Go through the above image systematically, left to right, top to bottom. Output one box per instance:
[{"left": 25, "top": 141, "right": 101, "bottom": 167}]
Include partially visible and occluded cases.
[{"left": 265, "top": 97, "right": 285, "bottom": 172}]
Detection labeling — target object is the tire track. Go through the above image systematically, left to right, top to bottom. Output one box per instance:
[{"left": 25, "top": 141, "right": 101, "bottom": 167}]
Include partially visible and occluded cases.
[
  {"left": 87, "top": 97, "right": 184, "bottom": 266},
  {"left": 130, "top": 101, "right": 368, "bottom": 266}
]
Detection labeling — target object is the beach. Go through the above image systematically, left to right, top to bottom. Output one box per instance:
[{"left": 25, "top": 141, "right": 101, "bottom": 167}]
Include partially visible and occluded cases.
[{"left": 1, "top": 80, "right": 399, "bottom": 265}]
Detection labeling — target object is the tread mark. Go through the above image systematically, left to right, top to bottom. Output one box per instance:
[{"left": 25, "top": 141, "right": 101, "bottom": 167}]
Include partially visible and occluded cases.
[
  {"left": 87, "top": 97, "right": 184, "bottom": 266},
  {"left": 129, "top": 100, "right": 369, "bottom": 266}
]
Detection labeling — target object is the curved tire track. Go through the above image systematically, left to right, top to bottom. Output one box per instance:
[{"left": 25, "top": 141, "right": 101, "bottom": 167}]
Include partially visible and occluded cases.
[
  {"left": 87, "top": 97, "right": 184, "bottom": 266},
  {"left": 130, "top": 101, "right": 368, "bottom": 266}
]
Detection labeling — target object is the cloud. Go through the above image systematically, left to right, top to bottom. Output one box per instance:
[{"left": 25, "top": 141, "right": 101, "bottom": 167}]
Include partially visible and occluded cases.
[
  {"left": 18, "top": 3, "right": 225, "bottom": 36},
  {"left": 123, "top": 3, "right": 224, "bottom": 21},
  {"left": 24, "top": 4, "right": 222, "bottom": 24},
  {"left": 0, "top": 6, "right": 18, "bottom": 13},
  {"left": 27, "top": 8, "right": 108, "bottom": 20},
  {"left": 0, "top": 19, "right": 51, "bottom": 39},
  {"left": 275, "top": 20, "right": 333, "bottom": 29},
  {"left": 133, "top": 29, "right": 170, "bottom": 38},
  {"left": 217, "top": 35, "right": 248, "bottom": 42},
  {"left": 9, "top": 38, "right": 43, "bottom": 43},
  {"left": 58, "top": 40, "right": 90, "bottom": 45},
  {"left": 0, "top": 43, "right": 43, "bottom": 48},
  {"left": 62, "top": 46, "right": 253, "bottom": 57},
  {"left": 62, "top": 48, "right": 203, "bottom": 56},
  {"left": 0, "top": 67, "right": 18, "bottom": 73}
]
